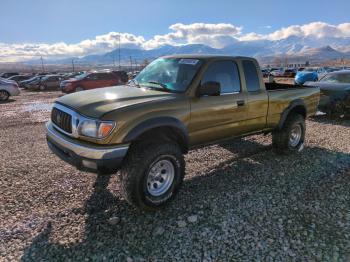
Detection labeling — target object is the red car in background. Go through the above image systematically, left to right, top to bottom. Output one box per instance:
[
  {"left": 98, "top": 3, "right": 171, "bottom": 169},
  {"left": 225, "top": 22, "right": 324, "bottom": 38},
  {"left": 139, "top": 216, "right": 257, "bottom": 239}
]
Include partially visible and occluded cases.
[{"left": 60, "top": 71, "right": 127, "bottom": 93}]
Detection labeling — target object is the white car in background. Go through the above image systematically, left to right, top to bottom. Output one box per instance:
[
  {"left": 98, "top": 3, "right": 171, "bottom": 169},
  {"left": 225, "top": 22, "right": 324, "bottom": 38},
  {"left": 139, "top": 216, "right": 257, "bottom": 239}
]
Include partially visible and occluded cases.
[
  {"left": 270, "top": 69, "right": 284, "bottom": 77},
  {"left": 0, "top": 77, "right": 20, "bottom": 101}
]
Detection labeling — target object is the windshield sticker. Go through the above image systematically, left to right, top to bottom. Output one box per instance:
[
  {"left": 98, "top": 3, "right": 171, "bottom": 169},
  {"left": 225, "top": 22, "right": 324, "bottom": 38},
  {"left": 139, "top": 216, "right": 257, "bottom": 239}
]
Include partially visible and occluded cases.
[{"left": 179, "top": 59, "right": 199, "bottom": 65}]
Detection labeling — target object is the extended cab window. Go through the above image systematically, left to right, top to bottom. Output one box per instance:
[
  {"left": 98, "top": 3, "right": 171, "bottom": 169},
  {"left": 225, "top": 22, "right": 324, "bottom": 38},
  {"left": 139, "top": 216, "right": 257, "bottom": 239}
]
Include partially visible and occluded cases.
[
  {"left": 242, "top": 60, "right": 260, "bottom": 92},
  {"left": 202, "top": 61, "right": 241, "bottom": 94}
]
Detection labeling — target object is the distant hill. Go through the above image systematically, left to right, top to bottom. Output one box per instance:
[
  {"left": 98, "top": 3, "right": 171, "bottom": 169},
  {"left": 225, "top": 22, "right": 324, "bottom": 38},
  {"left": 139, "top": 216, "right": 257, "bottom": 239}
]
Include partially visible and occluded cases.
[{"left": 25, "top": 35, "right": 350, "bottom": 66}]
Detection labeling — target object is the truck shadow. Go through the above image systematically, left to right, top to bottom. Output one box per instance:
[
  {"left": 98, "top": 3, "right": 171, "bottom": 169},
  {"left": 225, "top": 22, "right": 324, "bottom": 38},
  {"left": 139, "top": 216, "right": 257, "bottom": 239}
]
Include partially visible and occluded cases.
[{"left": 21, "top": 139, "right": 350, "bottom": 261}]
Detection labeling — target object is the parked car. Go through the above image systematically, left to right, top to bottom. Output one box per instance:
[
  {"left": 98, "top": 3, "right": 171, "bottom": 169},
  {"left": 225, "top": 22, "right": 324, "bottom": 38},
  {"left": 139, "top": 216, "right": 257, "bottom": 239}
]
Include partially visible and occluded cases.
[
  {"left": 46, "top": 55, "right": 319, "bottom": 210},
  {"left": 295, "top": 68, "right": 318, "bottom": 85},
  {"left": 261, "top": 69, "right": 270, "bottom": 77},
  {"left": 270, "top": 69, "right": 284, "bottom": 77},
  {"left": 283, "top": 69, "right": 296, "bottom": 77},
  {"left": 112, "top": 70, "right": 128, "bottom": 83},
  {"left": 304, "top": 70, "right": 350, "bottom": 116},
  {"left": 0, "top": 72, "right": 19, "bottom": 79},
  {"left": 60, "top": 72, "right": 123, "bottom": 93},
  {"left": 7, "top": 75, "right": 33, "bottom": 84},
  {"left": 20, "top": 75, "right": 45, "bottom": 89},
  {"left": 29, "top": 75, "right": 62, "bottom": 91},
  {"left": 0, "top": 78, "right": 20, "bottom": 101}
]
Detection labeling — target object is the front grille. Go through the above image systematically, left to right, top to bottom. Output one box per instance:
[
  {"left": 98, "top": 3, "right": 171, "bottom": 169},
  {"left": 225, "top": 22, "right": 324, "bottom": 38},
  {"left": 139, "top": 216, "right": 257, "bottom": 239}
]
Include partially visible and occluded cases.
[{"left": 51, "top": 107, "right": 72, "bottom": 133}]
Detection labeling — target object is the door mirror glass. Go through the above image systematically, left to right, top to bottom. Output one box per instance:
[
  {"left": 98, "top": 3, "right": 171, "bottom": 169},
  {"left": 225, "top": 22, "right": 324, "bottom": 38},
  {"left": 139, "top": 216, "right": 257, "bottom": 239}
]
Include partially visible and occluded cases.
[{"left": 198, "top": 81, "right": 221, "bottom": 96}]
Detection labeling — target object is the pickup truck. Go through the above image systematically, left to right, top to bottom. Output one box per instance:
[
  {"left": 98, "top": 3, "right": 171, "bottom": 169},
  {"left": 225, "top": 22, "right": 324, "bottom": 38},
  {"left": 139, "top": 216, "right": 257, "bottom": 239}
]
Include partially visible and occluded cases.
[{"left": 46, "top": 55, "right": 320, "bottom": 210}]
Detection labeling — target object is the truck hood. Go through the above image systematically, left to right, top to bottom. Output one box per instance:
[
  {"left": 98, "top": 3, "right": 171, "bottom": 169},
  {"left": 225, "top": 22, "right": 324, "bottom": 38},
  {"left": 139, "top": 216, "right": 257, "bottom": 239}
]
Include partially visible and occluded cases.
[{"left": 56, "top": 85, "right": 178, "bottom": 118}]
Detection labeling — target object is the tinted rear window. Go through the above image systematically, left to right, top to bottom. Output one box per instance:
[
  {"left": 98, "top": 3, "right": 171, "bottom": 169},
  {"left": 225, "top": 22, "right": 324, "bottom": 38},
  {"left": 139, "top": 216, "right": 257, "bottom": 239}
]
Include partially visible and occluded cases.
[{"left": 242, "top": 60, "right": 260, "bottom": 92}]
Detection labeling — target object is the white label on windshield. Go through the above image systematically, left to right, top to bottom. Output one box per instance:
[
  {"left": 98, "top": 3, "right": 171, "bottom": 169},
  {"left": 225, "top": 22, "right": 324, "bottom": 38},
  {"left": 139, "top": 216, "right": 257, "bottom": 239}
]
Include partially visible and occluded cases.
[{"left": 179, "top": 59, "right": 199, "bottom": 65}]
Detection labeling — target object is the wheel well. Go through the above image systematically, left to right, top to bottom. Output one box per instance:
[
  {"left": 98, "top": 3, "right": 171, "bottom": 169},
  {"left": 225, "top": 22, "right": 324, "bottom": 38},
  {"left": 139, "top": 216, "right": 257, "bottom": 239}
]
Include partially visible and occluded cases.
[
  {"left": 0, "top": 89, "right": 10, "bottom": 95},
  {"left": 279, "top": 105, "right": 306, "bottom": 129},
  {"left": 289, "top": 105, "right": 306, "bottom": 119},
  {"left": 131, "top": 126, "right": 188, "bottom": 153}
]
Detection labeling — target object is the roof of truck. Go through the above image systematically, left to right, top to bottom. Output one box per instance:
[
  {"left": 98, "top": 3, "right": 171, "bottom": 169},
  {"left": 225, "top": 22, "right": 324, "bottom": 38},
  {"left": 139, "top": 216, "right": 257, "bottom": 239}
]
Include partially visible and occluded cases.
[{"left": 161, "top": 54, "right": 256, "bottom": 60}]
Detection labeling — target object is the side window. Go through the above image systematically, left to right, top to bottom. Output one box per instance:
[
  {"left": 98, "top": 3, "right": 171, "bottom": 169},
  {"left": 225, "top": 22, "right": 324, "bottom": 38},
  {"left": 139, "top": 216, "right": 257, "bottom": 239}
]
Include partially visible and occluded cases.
[
  {"left": 242, "top": 60, "right": 260, "bottom": 92},
  {"left": 202, "top": 61, "right": 241, "bottom": 94},
  {"left": 99, "top": 73, "right": 112, "bottom": 80},
  {"left": 87, "top": 74, "right": 98, "bottom": 80}
]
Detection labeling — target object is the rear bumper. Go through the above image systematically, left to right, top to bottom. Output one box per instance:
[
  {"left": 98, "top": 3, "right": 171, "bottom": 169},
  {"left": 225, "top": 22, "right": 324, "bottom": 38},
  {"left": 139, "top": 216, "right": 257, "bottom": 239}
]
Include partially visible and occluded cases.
[{"left": 46, "top": 122, "right": 129, "bottom": 174}]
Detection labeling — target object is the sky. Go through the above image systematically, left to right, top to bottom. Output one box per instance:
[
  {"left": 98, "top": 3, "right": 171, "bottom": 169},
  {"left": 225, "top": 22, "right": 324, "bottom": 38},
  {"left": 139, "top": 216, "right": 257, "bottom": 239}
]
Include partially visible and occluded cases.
[{"left": 1, "top": 0, "right": 350, "bottom": 61}]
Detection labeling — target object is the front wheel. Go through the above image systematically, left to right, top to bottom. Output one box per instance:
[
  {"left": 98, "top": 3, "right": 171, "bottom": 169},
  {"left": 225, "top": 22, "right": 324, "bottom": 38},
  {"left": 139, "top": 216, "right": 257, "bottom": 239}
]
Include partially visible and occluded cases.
[
  {"left": 39, "top": 84, "right": 46, "bottom": 91},
  {"left": 0, "top": 90, "right": 10, "bottom": 101},
  {"left": 272, "top": 114, "right": 305, "bottom": 154},
  {"left": 119, "top": 142, "right": 185, "bottom": 210}
]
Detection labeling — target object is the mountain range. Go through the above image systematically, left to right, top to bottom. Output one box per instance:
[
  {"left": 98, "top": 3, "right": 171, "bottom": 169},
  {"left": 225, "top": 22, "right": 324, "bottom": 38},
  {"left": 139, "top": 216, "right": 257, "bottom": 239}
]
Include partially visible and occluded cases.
[{"left": 27, "top": 35, "right": 350, "bottom": 66}]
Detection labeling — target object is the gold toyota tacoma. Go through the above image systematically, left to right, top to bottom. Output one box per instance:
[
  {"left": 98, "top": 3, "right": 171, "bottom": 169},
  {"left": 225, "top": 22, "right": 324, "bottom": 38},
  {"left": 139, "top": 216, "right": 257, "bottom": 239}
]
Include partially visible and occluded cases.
[{"left": 46, "top": 55, "right": 320, "bottom": 210}]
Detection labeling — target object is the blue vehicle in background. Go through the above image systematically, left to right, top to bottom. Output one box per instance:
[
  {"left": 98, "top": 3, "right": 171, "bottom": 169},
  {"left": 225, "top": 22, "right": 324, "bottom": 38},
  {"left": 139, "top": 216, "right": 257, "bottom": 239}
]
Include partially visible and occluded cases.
[{"left": 294, "top": 68, "right": 318, "bottom": 85}]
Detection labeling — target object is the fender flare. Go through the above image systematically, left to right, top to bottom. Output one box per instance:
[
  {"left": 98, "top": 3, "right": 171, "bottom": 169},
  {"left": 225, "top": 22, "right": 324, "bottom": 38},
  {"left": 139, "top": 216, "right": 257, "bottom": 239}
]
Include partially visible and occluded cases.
[
  {"left": 278, "top": 99, "right": 306, "bottom": 129},
  {"left": 123, "top": 117, "right": 189, "bottom": 149}
]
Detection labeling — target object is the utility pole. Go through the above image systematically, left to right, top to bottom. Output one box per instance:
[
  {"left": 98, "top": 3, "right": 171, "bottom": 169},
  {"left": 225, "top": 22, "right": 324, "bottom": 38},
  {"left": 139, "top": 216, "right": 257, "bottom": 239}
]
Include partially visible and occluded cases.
[
  {"left": 118, "top": 34, "right": 121, "bottom": 70},
  {"left": 113, "top": 52, "right": 116, "bottom": 68},
  {"left": 40, "top": 56, "right": 45, "bottom": 72},
  {"left": 130, "top": 56, "right": 133, "bottom": 72},
  {"left": 72, "top": 59, "right": 75, "bottom": 72}
]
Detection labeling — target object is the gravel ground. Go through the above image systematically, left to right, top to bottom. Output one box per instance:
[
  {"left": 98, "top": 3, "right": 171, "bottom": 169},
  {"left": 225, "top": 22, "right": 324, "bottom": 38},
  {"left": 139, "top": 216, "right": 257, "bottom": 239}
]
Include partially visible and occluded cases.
[{"left": 1, "top": 90, "right": 350, "bottom": 261}]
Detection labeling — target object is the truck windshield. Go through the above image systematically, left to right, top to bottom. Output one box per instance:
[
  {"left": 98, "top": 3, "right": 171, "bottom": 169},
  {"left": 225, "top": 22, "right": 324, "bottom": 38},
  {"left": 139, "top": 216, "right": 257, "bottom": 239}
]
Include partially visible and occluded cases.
[{"left": 134, "top": 58, "right": 203, "bottom": 92}]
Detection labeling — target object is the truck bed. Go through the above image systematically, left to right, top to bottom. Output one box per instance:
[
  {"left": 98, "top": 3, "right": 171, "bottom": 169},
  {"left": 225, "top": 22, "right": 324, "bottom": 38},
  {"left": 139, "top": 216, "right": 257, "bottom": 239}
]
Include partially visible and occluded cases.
[
  {"left": 265, "top": 82, "right": 304, "bottom": 91},
  {"left": 265, "top": 83, "right": 320, "bottom": 128}
]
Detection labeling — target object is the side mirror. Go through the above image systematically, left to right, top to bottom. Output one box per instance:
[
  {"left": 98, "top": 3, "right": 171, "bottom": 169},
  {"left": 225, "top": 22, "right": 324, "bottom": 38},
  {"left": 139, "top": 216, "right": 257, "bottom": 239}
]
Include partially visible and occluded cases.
[{"left": 197, "top": 81, "right": 221, "bottom": 96}]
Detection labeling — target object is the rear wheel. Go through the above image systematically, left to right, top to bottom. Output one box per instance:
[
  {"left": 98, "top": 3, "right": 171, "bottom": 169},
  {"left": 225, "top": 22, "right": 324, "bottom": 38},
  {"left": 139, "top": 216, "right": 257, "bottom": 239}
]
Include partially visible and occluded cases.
[
  {"left": 39, "top": 84, "right": 46, "bottom": 91},
  {"left": 0, "top": 90, "right": 10, "bottom": 101},
  {"left": 272, "top": 114, "right": 305, "bottom": 154},
  {"left": 119, "top": 142, "right": 185, "bottom": 210}
]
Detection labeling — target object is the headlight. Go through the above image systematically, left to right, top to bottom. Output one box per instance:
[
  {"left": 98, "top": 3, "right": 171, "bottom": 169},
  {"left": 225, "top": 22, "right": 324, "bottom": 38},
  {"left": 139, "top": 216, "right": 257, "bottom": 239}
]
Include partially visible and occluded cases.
[{"left": 78, "top": 119, "right": 115, "bottom": 138}]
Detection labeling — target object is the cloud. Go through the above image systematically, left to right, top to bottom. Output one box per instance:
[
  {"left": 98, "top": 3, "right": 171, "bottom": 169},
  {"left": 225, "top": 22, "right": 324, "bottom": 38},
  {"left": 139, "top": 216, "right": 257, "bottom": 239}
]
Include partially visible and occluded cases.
[
  {"left": 1, "top": 21, "right": 350, "bottom": 62},
  {"left": 266, "top": 22, "right": 350, "bottom": 40},
  {"left": 143, "top": 23, "right": 242, "bottom": 49},
  {"left": 0, "top": 32, "right": 145, "bottom": 62}
]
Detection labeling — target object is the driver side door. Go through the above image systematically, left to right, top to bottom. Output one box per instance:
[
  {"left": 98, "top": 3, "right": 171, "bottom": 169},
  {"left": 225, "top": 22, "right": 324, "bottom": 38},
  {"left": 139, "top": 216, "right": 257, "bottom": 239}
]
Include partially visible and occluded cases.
[{"left": 189, "top": 60, "right": 248, "bottom": 146}]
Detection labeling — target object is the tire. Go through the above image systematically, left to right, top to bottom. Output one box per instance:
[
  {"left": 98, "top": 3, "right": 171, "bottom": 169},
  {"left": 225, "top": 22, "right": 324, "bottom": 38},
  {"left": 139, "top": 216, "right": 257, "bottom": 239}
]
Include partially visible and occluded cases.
[
  {"left": 39, "top": 84, "right": 46, "bottom": 91},
  {"left": 75, "top": 86, "right": 84, "bottom": 92},
  {"left": 0, "top": 90, "right": 10, "bottom": 101},
  {"left": 272, "top": 114, "right": 305, "bottom": 154},
  {"left": 119, "top": 142, "right": 185, "bottom": 210}
]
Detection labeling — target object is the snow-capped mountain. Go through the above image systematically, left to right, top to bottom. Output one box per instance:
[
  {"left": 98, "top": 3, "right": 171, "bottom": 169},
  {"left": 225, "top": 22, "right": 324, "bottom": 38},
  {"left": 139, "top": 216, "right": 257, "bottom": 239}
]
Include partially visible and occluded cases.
[{"left": 26, "top": 36, "right": 350, "bottom": 65}]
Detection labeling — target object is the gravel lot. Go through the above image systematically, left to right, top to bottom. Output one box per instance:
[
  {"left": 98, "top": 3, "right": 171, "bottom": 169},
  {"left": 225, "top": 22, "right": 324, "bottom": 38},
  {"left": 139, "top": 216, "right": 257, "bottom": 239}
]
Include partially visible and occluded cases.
[{"left": 1, "top": 90, "right": 350, "bottom": 261}]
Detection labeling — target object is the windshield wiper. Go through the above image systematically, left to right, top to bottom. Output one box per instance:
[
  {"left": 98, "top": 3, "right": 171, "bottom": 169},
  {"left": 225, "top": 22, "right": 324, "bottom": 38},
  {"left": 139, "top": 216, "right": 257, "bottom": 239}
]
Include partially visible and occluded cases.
[{"left": 145, "top": 81, "right": 172, "bottom": 92}]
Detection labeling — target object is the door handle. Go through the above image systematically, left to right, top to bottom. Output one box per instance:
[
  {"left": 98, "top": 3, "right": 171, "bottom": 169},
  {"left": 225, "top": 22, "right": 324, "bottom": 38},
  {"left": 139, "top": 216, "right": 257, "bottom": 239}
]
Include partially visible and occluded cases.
[{"left": 237, "top": 100, "right": 245, "bottom": 106}]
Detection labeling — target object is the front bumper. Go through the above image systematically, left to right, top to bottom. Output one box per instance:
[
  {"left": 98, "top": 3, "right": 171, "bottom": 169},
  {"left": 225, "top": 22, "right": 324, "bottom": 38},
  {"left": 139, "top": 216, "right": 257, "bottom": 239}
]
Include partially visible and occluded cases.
[
  {"left": 61, "top": 84, "right": 75, "bottom": 93},
  {"left": 9, "top": 87, "right": 20, "bottom": 96},
  {"left": 46, "top": 122, "right": 129, "bottom": 174}
]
